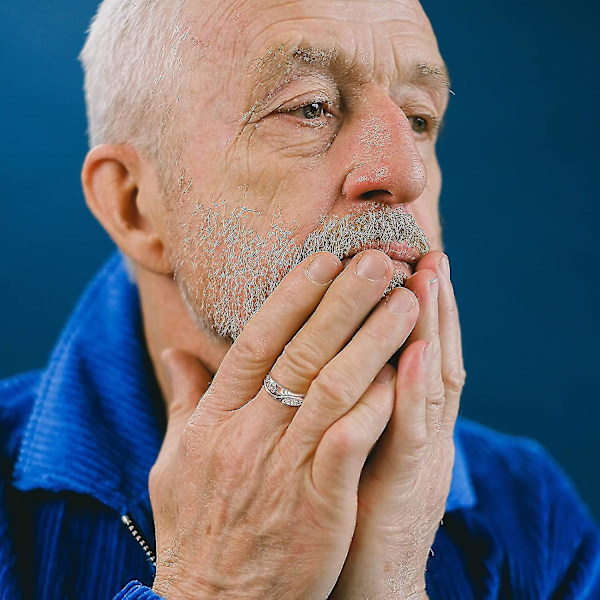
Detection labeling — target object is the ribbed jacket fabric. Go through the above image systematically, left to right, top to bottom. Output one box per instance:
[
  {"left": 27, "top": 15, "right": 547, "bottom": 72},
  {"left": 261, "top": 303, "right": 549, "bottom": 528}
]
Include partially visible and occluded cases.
[{"left": 0, "top": 251, "right": 598, "bottom": 599}]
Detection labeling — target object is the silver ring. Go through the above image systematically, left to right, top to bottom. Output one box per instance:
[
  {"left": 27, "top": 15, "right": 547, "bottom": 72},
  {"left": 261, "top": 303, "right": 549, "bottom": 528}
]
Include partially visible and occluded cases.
[{"left": 263, "top": 373, "right": 305, "bottom": 407}]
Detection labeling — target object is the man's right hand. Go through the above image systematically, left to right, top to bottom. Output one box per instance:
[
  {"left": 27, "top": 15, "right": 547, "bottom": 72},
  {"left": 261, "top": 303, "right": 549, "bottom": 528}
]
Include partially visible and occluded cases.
[{"left": 149, "top": 250, "right": 420, "bottom": 600}]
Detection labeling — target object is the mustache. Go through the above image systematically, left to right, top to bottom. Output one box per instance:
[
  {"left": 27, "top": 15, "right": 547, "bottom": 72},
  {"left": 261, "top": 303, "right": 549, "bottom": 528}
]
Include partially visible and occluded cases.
[{"left": 297, "top": 206, "right": 430, "bottom": 263}]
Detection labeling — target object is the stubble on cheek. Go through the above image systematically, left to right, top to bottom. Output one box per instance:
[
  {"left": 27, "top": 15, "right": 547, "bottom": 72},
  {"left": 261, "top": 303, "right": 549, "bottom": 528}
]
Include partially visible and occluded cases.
[
  {"left": 169, "top": 191, "right": 429, "bottom": 342},
  {"left": 170, "top": 196, "right": 304, "bottom": 341}
]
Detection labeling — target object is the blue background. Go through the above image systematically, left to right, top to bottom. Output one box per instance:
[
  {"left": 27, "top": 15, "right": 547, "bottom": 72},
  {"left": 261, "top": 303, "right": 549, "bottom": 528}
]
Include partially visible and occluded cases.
[{"left": 1, "top": 1, "right": 599, "bottom": 520}]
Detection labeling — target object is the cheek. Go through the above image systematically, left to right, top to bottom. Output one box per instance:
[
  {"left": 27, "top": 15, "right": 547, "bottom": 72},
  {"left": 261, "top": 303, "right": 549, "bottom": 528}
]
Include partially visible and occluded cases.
[
  {"left": 252, "top": 117, "right": 336, "bottom": 158},
  {"left": 240, "top": 118, "right": 337, "bottom": 194},
  {"left": 226, "top": 127, "right": 338, "bottom": 229},
  {"left": 412, "top": 151, "right": 443, "bottom": 247},
  {"left": 427, "top": 154, "right": 442, "bottom": 196},
  {"left": 420, "top": 197, "right": 442, "bottom": 249}
]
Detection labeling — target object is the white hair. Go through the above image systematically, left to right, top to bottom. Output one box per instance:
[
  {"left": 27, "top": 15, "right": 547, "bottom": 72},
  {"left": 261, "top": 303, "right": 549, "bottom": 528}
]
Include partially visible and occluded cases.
[{"left": 79, "top": 0, "right": 189, "bottom": 167}]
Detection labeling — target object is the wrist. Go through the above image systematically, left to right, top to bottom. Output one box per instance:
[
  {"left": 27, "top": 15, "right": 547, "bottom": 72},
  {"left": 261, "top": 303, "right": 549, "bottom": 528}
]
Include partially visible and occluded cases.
[
  {"left": 329, "top": 541, "right": 429, "bottom": 600},
  {"left": 330, "top": 561, "right": 427, "bottom": 600}
]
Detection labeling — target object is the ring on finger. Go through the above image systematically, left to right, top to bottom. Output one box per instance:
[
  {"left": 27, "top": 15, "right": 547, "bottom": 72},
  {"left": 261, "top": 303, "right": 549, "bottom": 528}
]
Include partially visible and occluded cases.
[{"left": 263, "top": 372, "right": 305, "bottom": 407}]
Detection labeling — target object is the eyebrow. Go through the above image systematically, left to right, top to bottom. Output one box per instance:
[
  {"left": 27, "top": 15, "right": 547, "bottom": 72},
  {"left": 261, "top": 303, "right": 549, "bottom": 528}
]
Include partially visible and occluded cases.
[
  {"left": 248, "top": 43, "right": 453, "bottom": 99},
  {"left": 414, "top": 62, "right": 454, "bottom": 95}
]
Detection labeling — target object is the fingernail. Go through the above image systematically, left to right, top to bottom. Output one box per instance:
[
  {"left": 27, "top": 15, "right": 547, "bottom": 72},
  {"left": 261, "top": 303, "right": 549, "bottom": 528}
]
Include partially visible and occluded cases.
[
  {"left": 355, "top": 251, "right": 389, "bottom": 281},
  {"left": 306, "top": 253, "right": 340, "bottom": 284},
  {"left": 438, "top": 255, "right": 450, "bottom": 281},
  {"left": 385, "top": 288, "right": 417, "bottom": 314},
  {"left": 375, "top": 364, "right": 394, "bottom": 384}
]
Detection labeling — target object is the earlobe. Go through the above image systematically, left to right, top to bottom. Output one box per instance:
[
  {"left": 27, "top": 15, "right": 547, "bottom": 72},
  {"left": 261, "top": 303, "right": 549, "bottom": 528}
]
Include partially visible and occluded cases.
[{"left": 81, "top": 144, "right": 172, "bottom": 276}]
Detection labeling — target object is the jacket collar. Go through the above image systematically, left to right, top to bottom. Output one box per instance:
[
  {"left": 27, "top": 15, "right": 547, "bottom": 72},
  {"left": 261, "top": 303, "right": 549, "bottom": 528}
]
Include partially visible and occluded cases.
[
  {"left": 13, "top": 250, "right": 476, "bottom": 517},
  {"left": 13, "top": 251, "right": 166, "bottom": 516}
]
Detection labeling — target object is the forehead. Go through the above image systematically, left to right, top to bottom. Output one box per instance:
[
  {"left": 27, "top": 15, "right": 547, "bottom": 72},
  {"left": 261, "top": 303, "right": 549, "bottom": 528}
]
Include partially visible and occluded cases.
[{"left": 189, "top": 0, "right": 445, "bottom": 90}]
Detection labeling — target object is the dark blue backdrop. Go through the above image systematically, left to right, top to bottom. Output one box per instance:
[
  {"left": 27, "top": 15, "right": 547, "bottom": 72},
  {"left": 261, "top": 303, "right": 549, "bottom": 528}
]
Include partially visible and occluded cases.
[{"left": 1, "top": 1, "right": 599, "bottom": 520}]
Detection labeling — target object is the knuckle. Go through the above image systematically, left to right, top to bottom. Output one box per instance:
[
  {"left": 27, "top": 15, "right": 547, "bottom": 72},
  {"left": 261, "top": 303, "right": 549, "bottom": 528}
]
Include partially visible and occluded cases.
[
  {"left": 329, "top": 286, "right": 364, "bottom": 315},
  {"left": 441, "top": 291, "right": 459, "bottom": 311},
  {"left": 363, "top": 316, "right": 412, "bottom": 350},
  {"left": 358, "top": 324, "right": 382, "bottom": 346},
  {"left": 229, "top": 333, "right": 273, "bottom": 371},
  {"left": 278, "top": 336, "right": 322, "bottom": 382},
  {"left": 445, "top": 367, "right": 467, "bottom": 392},
  {"left": 312, "top": 371, "right": 356, "bottom": 412},
  {"left": 426, "top": 378, "right": 446, "bottom": 407},
  {"left": 426, "top": 393, "right": 445, "bottom": 410},
  {"left": 328, "top": 421, "right": 364, "bottom": 456},
  {"left": 407, "top": 425, "right": 429, "bottom": 451}
]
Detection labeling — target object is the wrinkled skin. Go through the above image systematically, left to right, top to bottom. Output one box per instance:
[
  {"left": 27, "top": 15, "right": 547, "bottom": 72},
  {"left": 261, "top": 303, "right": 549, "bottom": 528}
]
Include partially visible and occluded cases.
[
  {"left": 143, "top": 0, "right": 465, "bottom": 598},
  {"left": 167, "top": 0, "right": 449, "bottom": 338}
]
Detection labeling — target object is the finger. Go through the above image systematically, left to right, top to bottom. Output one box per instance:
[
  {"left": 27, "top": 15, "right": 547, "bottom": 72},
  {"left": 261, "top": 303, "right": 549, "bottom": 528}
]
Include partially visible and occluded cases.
[
  {"left": 267, "top": 250, "right": 393, "bottom": 397},
  {"left": 211, "top": 252, "right": 342, "bottom": 410},
  {"left": 418, "top": 252, "right": 466, "bottom": 431},
  {"left": 404, "top": 268, "right": 439, "bottom": 346},
  {"left": 404, "top": 269, "right": 445, "bottom": 431},
  {"left": 286, "top": 286, "right": 419, "bottom": 449},
  {"left": 365, "top": 341, "right": 430, "bottom": 486},
  {"left": 159, "top": 348, "right": 213, "bottom": 453},
  {"left": 308, "top": 363, "right": 396, "bottom": 499}
]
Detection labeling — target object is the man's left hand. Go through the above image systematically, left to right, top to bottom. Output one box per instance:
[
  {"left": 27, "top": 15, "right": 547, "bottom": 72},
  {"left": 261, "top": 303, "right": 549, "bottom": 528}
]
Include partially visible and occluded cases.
[{"left": 329, "top": 252, "right": 466, "bottom": 599}]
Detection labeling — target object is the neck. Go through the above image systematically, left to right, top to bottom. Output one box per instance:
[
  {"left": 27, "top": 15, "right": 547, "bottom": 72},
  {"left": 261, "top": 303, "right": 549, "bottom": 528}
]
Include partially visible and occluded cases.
[{"left": 135, "top": 267, "right": 231, "bottom": 409}]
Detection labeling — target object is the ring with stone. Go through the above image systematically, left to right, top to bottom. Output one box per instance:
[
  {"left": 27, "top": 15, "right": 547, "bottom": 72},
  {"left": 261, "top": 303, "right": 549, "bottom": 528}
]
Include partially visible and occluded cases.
[{"left": 263, "top": 372, "right": 305, "bottom": 407}]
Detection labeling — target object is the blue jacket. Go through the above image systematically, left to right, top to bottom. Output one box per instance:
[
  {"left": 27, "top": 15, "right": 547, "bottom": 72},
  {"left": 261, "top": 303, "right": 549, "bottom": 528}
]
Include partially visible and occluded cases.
[{"left": 1, "top": 251, "right": 598, "bottom": 599}]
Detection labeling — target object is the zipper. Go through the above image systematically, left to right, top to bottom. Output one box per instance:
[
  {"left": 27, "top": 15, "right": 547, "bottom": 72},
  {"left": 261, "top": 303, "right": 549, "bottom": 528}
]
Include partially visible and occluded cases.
[{"left": 121, "top": 513, "right": 157, "bottom": 569}]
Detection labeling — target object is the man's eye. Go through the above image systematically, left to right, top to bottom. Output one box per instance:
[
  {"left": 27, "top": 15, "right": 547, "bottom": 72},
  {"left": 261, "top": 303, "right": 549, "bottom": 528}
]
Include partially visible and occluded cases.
[
  {"left": 286, "top": 102, "right": 328, "bottom": 120},
  {"left": 409, "top": 116, "right": 429, "bottom": 134}
]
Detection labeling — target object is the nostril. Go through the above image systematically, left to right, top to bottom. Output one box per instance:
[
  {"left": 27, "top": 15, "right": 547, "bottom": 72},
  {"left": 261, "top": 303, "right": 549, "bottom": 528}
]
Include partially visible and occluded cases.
[{"left": 361, "top": 190, "right": 393, "bottom": 201}]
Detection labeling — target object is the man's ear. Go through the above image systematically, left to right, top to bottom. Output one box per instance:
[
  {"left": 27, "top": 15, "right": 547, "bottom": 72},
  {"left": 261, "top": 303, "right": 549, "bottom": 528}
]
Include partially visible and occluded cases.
[{"left": 81, "top": 144, "right": 172, "bottom": 276}]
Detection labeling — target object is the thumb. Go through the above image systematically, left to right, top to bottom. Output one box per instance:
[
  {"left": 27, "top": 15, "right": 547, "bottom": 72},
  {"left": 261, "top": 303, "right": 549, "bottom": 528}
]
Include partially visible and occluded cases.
[{"left": 160, "top": 348, "right": 212, "bottom": 447}]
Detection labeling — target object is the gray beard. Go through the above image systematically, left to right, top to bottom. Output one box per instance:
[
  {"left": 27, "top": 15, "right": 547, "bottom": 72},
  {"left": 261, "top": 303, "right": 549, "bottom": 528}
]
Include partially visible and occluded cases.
[{"left": 173, "top": 201, "right": 429, "bottom": 342}]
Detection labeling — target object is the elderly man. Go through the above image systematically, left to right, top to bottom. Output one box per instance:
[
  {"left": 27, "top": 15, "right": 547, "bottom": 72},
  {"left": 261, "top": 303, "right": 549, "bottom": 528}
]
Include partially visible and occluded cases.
[{"left": 1, "top": 0, "right": 598, "bottom": 598}]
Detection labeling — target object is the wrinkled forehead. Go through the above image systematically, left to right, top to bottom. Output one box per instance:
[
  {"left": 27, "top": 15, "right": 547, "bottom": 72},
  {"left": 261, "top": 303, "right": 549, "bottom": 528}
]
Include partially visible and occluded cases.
[{"left": 184, "top": 0, "right": 445, "bottom": 97}]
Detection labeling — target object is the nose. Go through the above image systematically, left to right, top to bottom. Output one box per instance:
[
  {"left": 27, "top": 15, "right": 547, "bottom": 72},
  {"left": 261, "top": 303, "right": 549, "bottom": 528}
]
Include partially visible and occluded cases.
[{"left": 341, "top": 104, "right": 427, "bottom": 207}]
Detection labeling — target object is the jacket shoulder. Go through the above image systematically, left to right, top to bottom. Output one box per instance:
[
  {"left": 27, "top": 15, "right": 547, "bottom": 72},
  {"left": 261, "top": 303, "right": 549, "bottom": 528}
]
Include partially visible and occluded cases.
[
  {"left": 455, "top": 418, "right": 600, "bottom": 596},
  {"left": 456, "top": 418, "right": 590, "bottom": 510}
]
